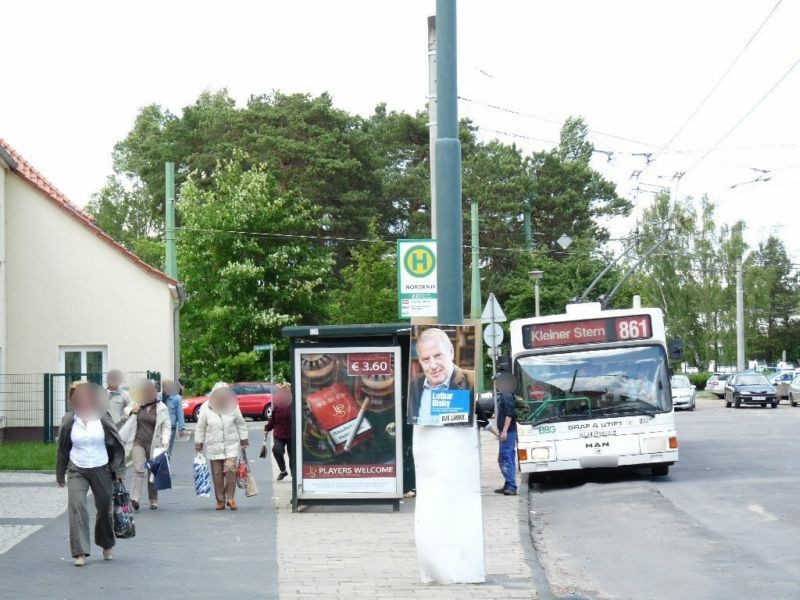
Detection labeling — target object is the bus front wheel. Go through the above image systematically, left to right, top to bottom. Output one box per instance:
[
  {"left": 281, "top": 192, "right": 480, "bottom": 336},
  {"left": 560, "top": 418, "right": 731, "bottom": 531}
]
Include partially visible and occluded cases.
[{"left": 651, "top": 464, "right": 669, "bottom": 477}]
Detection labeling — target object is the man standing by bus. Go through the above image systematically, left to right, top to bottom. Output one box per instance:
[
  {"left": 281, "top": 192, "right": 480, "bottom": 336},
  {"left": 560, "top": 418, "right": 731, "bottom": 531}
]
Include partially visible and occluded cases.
[{"left": 494, "top": 373, "right": 518, "bottom": 496}]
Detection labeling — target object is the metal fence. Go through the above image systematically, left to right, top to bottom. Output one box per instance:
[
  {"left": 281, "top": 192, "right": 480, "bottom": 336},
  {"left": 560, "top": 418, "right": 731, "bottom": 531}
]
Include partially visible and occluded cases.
[
  {"left": 0, "top": 370, "right": 160, "bottom": 443},
  {"left": 0, "top": 374, "right": 46, "bottom": 442}
]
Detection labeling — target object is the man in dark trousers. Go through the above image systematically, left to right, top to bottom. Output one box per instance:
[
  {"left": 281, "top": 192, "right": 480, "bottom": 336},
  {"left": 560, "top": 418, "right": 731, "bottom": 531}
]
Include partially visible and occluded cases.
[
  {"left": 494, "top": 373, "right": 518, "bottom": 496},
  {"left": 264, "top": 384, "right": 293, "bottom": 481}
]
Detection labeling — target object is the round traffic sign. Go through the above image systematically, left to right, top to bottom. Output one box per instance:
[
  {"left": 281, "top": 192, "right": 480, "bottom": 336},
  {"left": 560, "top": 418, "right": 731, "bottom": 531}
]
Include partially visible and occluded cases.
[{"left": 483, "top": 323, "right": 504, "bottom": 348}]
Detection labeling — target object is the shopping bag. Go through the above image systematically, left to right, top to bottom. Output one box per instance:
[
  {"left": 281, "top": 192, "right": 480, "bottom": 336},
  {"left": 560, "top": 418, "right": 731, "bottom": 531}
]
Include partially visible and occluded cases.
[
  {"left": 146, "top": 450, "right": 172, "bottom": 491},
  {"left": 236, "top": 450, "right": 249, "bottom": 489},
  {"left": 193, "top": 453, "right": 212, "bottom": 497},
  {"left": 245, "top": 471, "right": 259, "bottom": 497},
  {"left": 112, "top": 481, "right": 136, "bottom": 539}
]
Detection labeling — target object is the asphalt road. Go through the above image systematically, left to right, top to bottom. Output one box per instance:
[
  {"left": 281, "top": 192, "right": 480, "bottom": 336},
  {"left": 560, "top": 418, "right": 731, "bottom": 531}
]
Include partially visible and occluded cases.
[{"left": 528, "top": 394, "right": 800, "bottom": 600}]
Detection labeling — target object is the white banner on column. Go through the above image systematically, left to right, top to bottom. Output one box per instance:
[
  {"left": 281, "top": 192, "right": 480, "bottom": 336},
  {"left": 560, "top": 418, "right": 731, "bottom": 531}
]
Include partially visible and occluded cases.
[{"left": 413, "top": 424, "right": 485, "bottom": 583}]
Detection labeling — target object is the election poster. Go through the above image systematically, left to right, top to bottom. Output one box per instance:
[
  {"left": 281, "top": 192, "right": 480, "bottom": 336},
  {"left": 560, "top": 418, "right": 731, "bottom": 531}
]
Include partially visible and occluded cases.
[
  {"left": 407, "top": 324, "right": 477, "bottom": 426},
  {"left": 294, "top": 346, "right": 403, "bottom": 498}
]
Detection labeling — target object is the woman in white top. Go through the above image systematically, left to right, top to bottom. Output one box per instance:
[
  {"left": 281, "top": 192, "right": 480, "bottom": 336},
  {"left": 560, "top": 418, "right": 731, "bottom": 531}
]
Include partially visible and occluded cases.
[
  {"left": 56, "top": 382, "right": 126, "bottom": 566},
  {"left": 194, "top": 383, "right": 249, "bottom": 510}
]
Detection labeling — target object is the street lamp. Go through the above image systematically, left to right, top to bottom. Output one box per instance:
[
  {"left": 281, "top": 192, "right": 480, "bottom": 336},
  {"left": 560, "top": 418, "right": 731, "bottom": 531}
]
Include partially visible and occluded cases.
[{"left": 529, "top": 270, "right": 544, "bottom": 317}]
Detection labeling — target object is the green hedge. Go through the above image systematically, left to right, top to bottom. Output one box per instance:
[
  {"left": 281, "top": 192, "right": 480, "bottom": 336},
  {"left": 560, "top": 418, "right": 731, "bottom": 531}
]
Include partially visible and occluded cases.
[{"left": 686, "top": 372, "right": 711, "bottom": 390}]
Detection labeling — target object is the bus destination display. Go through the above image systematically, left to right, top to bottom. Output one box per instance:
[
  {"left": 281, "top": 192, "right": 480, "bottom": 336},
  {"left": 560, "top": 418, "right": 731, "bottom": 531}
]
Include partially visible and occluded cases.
[{"left": 522, "top": 315, "right": 653, "bottom": 349}]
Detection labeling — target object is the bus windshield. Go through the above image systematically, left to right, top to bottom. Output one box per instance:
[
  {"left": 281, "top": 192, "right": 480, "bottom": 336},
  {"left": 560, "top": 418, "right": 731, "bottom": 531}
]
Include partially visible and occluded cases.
[{"left": 516, "top": 345, "right": 672, "bottom": 425}]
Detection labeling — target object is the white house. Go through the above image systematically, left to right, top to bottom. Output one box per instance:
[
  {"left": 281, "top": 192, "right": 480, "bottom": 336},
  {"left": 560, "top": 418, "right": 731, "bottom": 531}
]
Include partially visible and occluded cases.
[{"left": 0, "top": 138, "right": 179, "bottom": 435}]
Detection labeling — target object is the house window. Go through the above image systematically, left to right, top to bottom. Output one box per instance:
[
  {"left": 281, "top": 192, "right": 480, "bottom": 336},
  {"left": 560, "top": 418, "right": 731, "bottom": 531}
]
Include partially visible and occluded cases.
[{"left": 59, "top": 346, "right": 107, "bottom": 383}]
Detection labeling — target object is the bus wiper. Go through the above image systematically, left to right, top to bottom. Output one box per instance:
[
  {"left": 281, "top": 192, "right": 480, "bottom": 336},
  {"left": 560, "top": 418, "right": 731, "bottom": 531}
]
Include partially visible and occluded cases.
[
  {"left": 568, "top": 369, "right": 578, "bottom": 394},
  {"left": 593, "top": 404, "right": 657, "bottom": 418}
]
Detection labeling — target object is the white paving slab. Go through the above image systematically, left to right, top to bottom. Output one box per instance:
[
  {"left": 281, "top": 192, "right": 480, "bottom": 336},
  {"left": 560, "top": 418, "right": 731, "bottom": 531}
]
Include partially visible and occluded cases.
[
  {"left": 0, "top": 486, "right": 66, "bottom": 519},
  {"left": 0, "top": 525, "right": 43, "bottom": 555}
]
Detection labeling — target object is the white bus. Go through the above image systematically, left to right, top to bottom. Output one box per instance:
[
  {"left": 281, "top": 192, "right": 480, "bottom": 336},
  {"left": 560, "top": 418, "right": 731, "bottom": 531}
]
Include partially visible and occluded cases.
[{"left": 511, "top": 301, "right": 678, "bottom": 481}]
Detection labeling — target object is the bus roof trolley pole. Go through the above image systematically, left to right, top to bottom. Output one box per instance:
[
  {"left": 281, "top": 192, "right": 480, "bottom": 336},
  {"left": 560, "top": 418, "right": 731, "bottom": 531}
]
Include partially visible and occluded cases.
[{"left": 600, "top": 231, "right": 671, "bottom": 310}]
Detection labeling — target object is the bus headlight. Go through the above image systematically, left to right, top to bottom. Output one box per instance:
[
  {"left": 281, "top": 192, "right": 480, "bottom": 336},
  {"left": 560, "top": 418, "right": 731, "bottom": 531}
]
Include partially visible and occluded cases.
[{"left": 531, "top": 447, "right": 550, "bottom": 461}]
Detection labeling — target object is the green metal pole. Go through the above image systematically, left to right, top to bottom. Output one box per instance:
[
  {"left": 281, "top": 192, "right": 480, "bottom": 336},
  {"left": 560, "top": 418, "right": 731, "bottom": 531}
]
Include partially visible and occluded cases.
[
  {"left": 434, "top": 0, "right": 463, "bottom": 325},
  {"left": 165, "top": 162, "right": 177, "bottom": 279},
  {"left": 469, "top": 200, "right": 484, "bottom": 394},
  {"left": 470, "top": 201, "right": 480, "bottom": 319},
  {"left": 523, "top": 205, "right": 532, "bottom": 252}
]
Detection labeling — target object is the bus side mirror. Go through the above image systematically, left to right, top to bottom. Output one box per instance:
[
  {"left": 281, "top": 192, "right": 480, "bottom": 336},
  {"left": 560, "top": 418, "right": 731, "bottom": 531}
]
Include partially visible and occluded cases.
[{"left": 668, "top": 339, "right": 684, "bottom": 362}]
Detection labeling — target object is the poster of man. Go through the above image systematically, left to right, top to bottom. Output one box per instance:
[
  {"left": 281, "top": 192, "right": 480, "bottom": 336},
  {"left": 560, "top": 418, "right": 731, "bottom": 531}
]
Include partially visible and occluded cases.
[{"left": 408, "top": 325, "right": 476, "bottom": 426}]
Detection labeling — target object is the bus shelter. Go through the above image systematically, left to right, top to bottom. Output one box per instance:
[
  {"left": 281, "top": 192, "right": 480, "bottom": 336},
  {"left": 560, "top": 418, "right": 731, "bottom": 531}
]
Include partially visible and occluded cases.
[{"left": 282, "top": 324, "right": 413, "bottom": 512}]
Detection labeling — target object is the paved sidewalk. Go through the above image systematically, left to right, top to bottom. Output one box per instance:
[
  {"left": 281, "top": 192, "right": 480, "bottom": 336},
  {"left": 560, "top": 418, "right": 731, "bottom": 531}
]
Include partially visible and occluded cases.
[
  {"left": 0, "top": 426, "right": 279, "bottom": 600},
  {"left": 273, "top": 429, "right": 538, "bottom": 599},
  {"left": 0, "top": 471, "right": 66, "bottom": 555}
]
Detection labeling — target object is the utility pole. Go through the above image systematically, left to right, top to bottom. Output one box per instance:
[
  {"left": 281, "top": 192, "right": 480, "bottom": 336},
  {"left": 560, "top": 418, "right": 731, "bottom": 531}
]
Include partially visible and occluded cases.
[
  {"left": 434, "top": 0, "right": 463, "bottom": 325},
  {"left": 427, "top": 16, "right": 438, "bottom": 234},
  {"left": 165, "top": 162, "right": 182, "bottom": 379},
  {"left": 165, "top": 162, "right": 177, "bottom": 279},
  {"left": 469, "top": 200, "right": 483, "bottom": 395},
  {"left": 523, "top": 207, "right": 532, "bottom": 252},
  {"left": 736, "top": 255, "right": 745, "bottom": 371},
  {"left": 530, "top": 270, "right": 543, "bottom": 317}
]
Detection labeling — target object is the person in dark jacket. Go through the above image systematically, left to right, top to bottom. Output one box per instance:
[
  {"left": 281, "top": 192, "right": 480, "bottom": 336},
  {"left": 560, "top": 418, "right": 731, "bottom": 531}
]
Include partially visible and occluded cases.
[
  {"left": 493, "top": 373, "right": 519, "bottom": 496},
  {"left": 56, "top": 381, "right": 125, "bottom": 566},
  {"left": 264, "top": 384, "right": 293, "bottom": 481}
]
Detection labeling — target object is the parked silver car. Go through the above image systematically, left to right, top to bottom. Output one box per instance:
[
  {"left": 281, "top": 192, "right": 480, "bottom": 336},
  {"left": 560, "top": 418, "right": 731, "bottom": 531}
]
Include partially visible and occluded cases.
[
  {"left": 771, "top": 371, "right": 795, "bottom": 403},
  {"left": 705, "top": 373, "right": 731, "bottom": 398},
  {"left": 671, "top": 375, "right": 696, "bottom": 411},
  {"left": 788, "top": 376, "right": 800, "bottom": 407}
]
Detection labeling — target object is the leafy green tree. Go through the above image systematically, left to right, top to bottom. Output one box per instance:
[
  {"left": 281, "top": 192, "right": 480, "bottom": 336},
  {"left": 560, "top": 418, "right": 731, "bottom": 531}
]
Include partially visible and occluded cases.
[
  {"left": 177, "top": 152, "right": 332, "bottom": 392},
  {"left": 329, "top": 240, "right": 397, "bottom": 324}
]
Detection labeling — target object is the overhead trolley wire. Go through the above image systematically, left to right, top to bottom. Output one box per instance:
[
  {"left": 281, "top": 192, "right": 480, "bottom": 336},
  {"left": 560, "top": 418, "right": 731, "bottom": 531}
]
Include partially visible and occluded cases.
[{"left": 650, "top": 0, "right": 784, "bottom": 163}]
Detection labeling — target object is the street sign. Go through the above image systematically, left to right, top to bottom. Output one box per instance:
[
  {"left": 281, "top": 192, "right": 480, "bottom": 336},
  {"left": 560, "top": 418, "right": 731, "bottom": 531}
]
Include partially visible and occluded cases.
[
  {"left": 397, "top": 239, "right": 438, "bottom": 319},
  {"left": 480, "top": 293, "right": 507, "bottom": 323},
  {"left": 483, "top": 323, "right": 504, "bottom": 348},
  {"left": 254, "top": 344, "right": 273, "bottom": 352},
  {"left": 487, "top": 347, "right": 502, "bottom": 359}
]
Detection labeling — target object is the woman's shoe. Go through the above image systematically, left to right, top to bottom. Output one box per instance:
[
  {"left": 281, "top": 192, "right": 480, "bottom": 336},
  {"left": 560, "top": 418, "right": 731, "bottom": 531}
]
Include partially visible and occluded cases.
[
  {"left": 276, "top": 471, "right": 288, "bottom": 481},
  {"left": 131, "top": 500, "right": 139, "bottom": 511},
  {"left": 227, "top": 500, "right": 238, "bottom": 511},
  {"left": 215, "top": 501, "right": 225, "bottom": 510},
  {"left": 150, "top": 504, "right": 158, "bottom": 510},
  {"left": 102, "top": 548, "right": 114, "bottom": 561},
  {"left": 74, "top": 555, "right": 86, "bottom": 567}
]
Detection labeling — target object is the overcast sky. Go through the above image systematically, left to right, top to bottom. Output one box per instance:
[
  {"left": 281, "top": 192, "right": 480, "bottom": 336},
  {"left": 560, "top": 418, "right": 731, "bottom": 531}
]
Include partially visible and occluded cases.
[{"left": 3, "top": 0, "right": 798, "bottom": 261}]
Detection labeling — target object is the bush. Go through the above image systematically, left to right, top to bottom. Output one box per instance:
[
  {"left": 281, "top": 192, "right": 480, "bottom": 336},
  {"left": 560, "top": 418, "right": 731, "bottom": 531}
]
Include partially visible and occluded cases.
[{"left": 686, "top": 372, "right": 711, "bottom": 390}]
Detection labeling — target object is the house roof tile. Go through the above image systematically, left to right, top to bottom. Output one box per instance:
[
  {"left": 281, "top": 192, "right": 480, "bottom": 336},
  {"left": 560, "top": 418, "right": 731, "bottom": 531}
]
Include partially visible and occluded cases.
[{"left": 0, "top": 138, "right": 177, "bottom": 286}]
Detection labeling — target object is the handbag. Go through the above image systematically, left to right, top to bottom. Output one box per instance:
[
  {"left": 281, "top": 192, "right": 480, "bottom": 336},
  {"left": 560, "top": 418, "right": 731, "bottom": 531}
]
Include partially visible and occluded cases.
[
  {"left": 258, "top": 434, "right": 268, "bottom": 459},
  {"left": 236, "top": 449, "right": 249, "bottom": 489},
  {"left": 193, "top": 453, "right": 212, "bottom": 497},
  {"left": 245, "top": 471, "right": 259, "bottom": 497},
  {"left": 112, "top": 481, "right": 136, "bottom": 539}
]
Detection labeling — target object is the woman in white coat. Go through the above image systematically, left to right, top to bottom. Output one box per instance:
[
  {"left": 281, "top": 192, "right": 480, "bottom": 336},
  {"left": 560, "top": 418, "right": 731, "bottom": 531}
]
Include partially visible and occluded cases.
[
  {"left": 121, "top": 380, "right": 170, "bottom": 510},
  {"left": 194, "top": 383, "right": 249, "bottom": 510}
]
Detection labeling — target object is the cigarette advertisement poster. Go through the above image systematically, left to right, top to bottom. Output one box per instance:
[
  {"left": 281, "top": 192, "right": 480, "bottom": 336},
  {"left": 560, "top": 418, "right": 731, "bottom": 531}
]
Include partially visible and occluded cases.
[
  {"left": 408, "top": 325, "right": 476, "bottom": 426},
  {"left": 294, "top": 347, "right": 403, "bottom": 498}
]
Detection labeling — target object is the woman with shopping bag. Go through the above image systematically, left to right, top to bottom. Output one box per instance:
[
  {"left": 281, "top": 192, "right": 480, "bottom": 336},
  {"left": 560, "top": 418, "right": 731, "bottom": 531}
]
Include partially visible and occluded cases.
[
  {"left": 120, "top": 380, "right": 170, "bottom": 510},
  {"left": 56, "top": 382, "right": 126, "bottom": 566},
  {"left": 194, "top": 383, "right": 249, "bottom": 510}
]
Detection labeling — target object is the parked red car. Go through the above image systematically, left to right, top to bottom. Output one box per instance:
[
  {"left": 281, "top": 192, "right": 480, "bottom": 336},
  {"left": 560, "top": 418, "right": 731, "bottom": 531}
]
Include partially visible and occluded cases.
[{"left": 183, "top": 382, "right": 275, "bottom": 422}]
